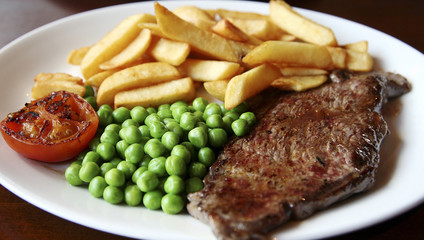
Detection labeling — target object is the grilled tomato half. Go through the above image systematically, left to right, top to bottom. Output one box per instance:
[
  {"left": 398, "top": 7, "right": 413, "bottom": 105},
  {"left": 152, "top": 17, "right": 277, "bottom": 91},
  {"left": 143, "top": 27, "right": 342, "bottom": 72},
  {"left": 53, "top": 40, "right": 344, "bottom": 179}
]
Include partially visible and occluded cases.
[{"left": 0, "top": 91, "right": 99, "bottom": 162}]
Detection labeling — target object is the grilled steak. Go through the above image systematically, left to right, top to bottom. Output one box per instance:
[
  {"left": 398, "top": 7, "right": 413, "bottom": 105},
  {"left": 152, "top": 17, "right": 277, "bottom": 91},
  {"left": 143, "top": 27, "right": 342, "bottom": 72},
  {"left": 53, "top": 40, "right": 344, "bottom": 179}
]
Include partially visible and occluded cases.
[{"left": 187, "top": 70, "right": 411, "bottom": 240}]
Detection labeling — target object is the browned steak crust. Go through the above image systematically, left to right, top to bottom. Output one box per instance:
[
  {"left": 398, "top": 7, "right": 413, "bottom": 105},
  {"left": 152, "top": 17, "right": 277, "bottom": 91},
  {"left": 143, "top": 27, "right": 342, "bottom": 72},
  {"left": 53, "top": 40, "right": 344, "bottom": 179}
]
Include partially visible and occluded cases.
[{"left": 187, "top": 71, "right": 411, "bottom": 240}]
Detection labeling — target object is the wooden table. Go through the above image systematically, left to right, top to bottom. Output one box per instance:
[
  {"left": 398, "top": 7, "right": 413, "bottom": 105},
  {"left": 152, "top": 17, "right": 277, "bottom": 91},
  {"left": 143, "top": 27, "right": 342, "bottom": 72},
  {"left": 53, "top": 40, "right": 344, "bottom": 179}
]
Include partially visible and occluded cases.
[{"left": 1, "top": 0, "right": 423, "bottom": 239}]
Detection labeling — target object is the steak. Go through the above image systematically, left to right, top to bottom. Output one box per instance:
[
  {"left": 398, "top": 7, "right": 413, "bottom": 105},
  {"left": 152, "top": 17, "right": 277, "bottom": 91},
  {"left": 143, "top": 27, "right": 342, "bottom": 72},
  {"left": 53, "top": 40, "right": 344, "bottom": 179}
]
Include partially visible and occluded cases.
[{"left": 187, "top": 70, "right": 411, "bottom": 240}]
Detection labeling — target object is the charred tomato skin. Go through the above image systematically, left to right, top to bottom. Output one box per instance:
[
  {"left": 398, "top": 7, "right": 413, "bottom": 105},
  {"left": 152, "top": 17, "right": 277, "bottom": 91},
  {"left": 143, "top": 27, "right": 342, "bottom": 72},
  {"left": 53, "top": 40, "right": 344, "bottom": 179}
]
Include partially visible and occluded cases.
[{"left": 0, "top": 91, "right": 99, "bottom": 162}]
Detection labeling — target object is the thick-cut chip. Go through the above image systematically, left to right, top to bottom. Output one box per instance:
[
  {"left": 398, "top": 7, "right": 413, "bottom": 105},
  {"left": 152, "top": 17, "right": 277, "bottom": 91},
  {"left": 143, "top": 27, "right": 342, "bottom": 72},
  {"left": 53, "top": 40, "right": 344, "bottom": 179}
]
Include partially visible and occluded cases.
[
  {"left": 269, "top": 0, "right": 337, "bottom": 46},
  {"left": 155, "top": 2, "right": 251, "bottom": 63},
  {"left": 173, "top": 6, "right": 216, "bottom": 31},
  {"left": 216, "top": 9, "right": 268, "bottom": 20},
  {"left": 80, "top": 13, "right": 156, "bottom": 79},
  {"left": 226, "top": 17, "right": 287, "bottom": 41},
  {"left": 211, "top": 19, "right": 262, "bottom": 45},
  {"left": 138, "top": 23, "right": 167, "bottom": 38},
  {"left": 99, "top": 29, "right": 152, "bottom": 70},
  {"left": 147, "top": 36, "right": 191, "bottom": 66},
  {"left": 344, "top": 40, "right": 368, "bottom": 52},
  {"left": 242, "top": 41, "right": 333, "bottom": 69},
  {"left": 67, "top": 46, "right": 91, "bottom": 65},
  {"left": 326, "top": 46, "right": 347, "bottom": 69},
  {"left": 346, "top": 49, "right": 373, "bottom": 72},
  {"left": 179, "top": 59, "right": 241, "bottom": 82},
  {"left": 97, "top": 62, "right": 181, "bottom": 106},
  {"left": 225, "top": 63, "right": 282, "bottom": 109},
  {"left": 280, "top": 67, "right": 328, "bottom": 76},
  {"left": 85, "top": 70, "right": 118, "bottom": 88},
  {"left": 31, "top": 73, "right": 85, "bottom": 99},
  {"left": 271, "top": 75, "right": 328, "bottom": 91},
  {"left": 114, "top": 77, "right": 196, "bottom": 109},
  {"left": 203, "top": 80, "right": 228, "bottom": 101}
]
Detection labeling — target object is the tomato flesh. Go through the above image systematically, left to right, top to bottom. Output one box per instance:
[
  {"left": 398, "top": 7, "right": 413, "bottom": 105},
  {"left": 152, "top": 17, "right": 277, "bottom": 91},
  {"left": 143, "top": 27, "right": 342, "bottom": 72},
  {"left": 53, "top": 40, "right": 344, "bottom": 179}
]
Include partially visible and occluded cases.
[{"left": 1, "top": 91, "right": 99, "bottom": 162}]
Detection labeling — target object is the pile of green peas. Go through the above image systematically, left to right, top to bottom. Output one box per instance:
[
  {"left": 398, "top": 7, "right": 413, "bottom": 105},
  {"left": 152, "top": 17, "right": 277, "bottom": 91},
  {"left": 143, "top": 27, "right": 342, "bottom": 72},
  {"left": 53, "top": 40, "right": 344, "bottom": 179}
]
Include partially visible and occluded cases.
[{"left": 65, "top": 92, "right": 256, "bottom": 215}]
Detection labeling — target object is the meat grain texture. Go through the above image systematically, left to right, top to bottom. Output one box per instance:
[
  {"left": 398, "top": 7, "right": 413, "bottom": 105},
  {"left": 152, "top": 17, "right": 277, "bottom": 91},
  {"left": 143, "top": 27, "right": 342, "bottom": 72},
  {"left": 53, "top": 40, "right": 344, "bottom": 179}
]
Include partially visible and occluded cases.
[{"left": 187, "top": 70, "right": 411, "bottom": 240}]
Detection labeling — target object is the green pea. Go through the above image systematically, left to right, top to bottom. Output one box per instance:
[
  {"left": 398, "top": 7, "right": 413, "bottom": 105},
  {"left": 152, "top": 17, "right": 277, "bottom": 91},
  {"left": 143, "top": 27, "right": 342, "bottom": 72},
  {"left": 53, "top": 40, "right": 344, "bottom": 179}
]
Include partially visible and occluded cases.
[
  {"left": 83, "top": 85, "right": 95, "bottom": 97},
  {"left": 84, "top": 96, "right": 98, "bottom": 110},
  {"left": 192, "top": 97, "right": 208, "bottom": 112},
  {"left": 170, "top": 101, "right": 188, "bottom": 111},
  {"left": 232, "top": 101, "right": 249, "bottom": 114},
  {"left": 203, "top": 102, "right": 221, "bottom": 120},
  {"left": 158, "top": 103, "right": 171, "bottom": 111},
  {"left": 219, "top": 103, "right": 228, "bottom": 115},
  {"left": 98, "top": 104, "right": 113, "bottom": 112},
  {"left": 172, "top": 105, "right": 189, "bottom": 122},
  {"left": 97, "top": 106, "right": 113, "bottom": 127},
  {"left": 130, "top": 106, "right": 149, "bottom": 124},
  {"left": 112, "top": 107, "right": 131, "bottom": 124},
  {"left": 146, "top": 107, "right": 157, "bottom": 114},
  {"left": 157, "top": 109, "right": 173, "bottom": 120},
  {"left": 192, "top": 111, "right": 204, "bottom": 122},
  {"left": 224, "top": 111, "right": 240, "bottom": 121},
  {"left": 179, "top": 112, "right": 198, "bottom": 131},
  {"left": 240, "top": 112, "right": 256, "bottom": 126},
  {"left": 144, "top": 113, "right": 161, "bottom": 128},
  {"left": 206, "top": 114, "right": 224, "bottom": 129},
  {"left": 222, "top": 116, "right": 234, "bottom": 134},
  {"left": 162, "top": 118, "right": 176, "bottom": 125},
  {"left": 231, "top": 118, "right": 249, "bottom": 137},
  {"left": 121, "top": 119, "right": 139, "bottom": 128},
  {"left": 149, "top": 120, "right": 167, "bottom": 139},
  {"left": 166, "top": 121, "right": 184, "bottom": 139},
  {"left": 196, "top": 121, "right": 209, "bottom": 133},
  {"left": 104, "top": 123, "right": 121, "bottom": 134},
  {"left": 120, "top": 125, "right": 142, "bottom": 144},
  {"left": 138, "top": 125, "right": 151, "bottom": 138},
  {"left": 188, "top": 127, "right": 208, "bottom": 148},
  {"left": 208, "top": 128, "right": 228, "bottom": 148},
  {"left": 100, "top": 129, "right": 120, "bottom": 145},
  {"left": 161, "top": 131, "right": 180, "bottom": 151},
  {"left": 89, "top": 137, "right": 101, "bottom": 151},
  {"left": 144, "top": 138, "right": 166, "bottom": 158},
  {"left": 115, "top": 140, "right": 129, "bottom": 159},
  {"left": 180, "top": 141, "right": 195, "bottom": 160},
  {"left": 96, "top": 142, "right": 115, "bottom": 161},
  {"left": 124, "top": 143, "right": 144, "bottom": 164},
  {"left": 170, "top": 145, "right": 191, "bottom": 165},
  {"left": 198, "top": 147, "right": 216, "bottom": 167},
  {"left": 75, "top": 150, "right": 88, "bottom": 162},
  {"left": 82, "top": 151, "right": 101, "bottom": 165},
  {"left": 139, "top": 155, "right": 152, "bottom": 167},
  {"left": 148, "top": 156, "right": 167, "bottom": 177},
  {"left": 165, "top": 156, "right": 186, "bottom": 176},
  {"left": 110, "top": 157, "right": 122, "bottom": 167},
  {"left": 71, "top": 159, "right": 83, "bottom": 167},
  {"left": 79, "top": 161, "right": 100, "bottom": 183},
  {"left": 117, "top": 161, "right": 136, "bottom": 180},
  {"left": 100, "top": 162, "right": 114, "bottom": 176},
  {"left": 188, "top": 162, "right": 207, "bottom": 178},
  {"left": 65, "top": 164, "right": 84, "bottom": 186},
  {"left": 132, "top": 166, "right": 148, "bottom": 184},
  {"left": 104, "top": 168, "right": 125, "bottom": 187},
  {"left": 137, "top": 170, "right": 159, "bottom": 192},
  {"left": 164, "top": 175, "right": 185, "bottom": 194},
  {"left": 89, "top": 176, "right": 107, "bottom": 198},
  {"left": 185, "top": 177, "right": 204, "bottom": 193},
  {"left": 125, "top": 184, "right": 143, "bottom": 206},
  {"left": 103, "top": 186, "right": 124, "bottom": 204},
  {"left": 143, "top": 190, "right": 163, "bottom": 210},
  {"left": 161, "top": 194, "right": 184, "bottom": 214}
]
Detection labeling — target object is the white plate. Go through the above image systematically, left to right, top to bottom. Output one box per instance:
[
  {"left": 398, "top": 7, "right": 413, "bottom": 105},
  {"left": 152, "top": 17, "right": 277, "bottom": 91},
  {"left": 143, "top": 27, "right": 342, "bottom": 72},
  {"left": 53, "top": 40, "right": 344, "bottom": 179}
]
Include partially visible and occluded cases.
[{"left": 0, "top": 1, "right": 423, "bottom": 239}]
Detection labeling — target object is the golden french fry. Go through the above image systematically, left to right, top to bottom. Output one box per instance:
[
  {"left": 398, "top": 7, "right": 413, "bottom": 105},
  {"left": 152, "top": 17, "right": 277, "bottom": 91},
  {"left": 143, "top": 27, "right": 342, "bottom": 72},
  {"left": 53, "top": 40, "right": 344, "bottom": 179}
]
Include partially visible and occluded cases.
[
  {"left": 269, "top": 0, "right": 337, "bottom": 46},
  {"left": 155, "top": 2, "right": 251, "bottom": 63},
  {"left": 173, "top": 6, "right": 216, "bottom": 31},
  {"left": 216, "top": 9, "right": 268, "bottom": 20},
  {"left": 81, "top": 13, "right": 156, "bottom": 79},
  {"left": 226, "top": 17, "right": 285, "bottom": 41},
  {"left": 211, "top": 19, "right": 262, "bottom": 45},
  {"left": 138, "top": 23, "right": 167, "bottom": 38},
  {"left": 99, "top": 29, "right": 152, "bottom": 70},
  {"left": 147, "top": 36, "right": 191, "bottom": 66},
  {"left": 344, "top": 40, "right": 368, "bottom": 52},
  {"left": 242, "top": 41, "right": 334, "bottom": 69},
  {"left": 67, "top": 46, "right": 91, "bottom": 65},
  {"left": 326, "top": 46, "right": 347, "bottom": 69},
  {"left": 346, "top": 49, "right": 373, "bottom": 72},
  {"left": 178, "top": 59, "right": 241, "bottom": 82},
  {"left": 97, "top": 62, "right": 181, "bottom": 106},
  {"left": 225, "top": 63, "right": 282, "bottom": 109},
  {"left": 280, "top": 67, "right": 328, "bottom": 76},
  {"left": 85, "top": 70, "right": 119, "bottom": 88},
  {"left": 34, "top": 73, "right": 84, "bottom": 85},
  {"left": 271, "top": 75, "right": 328, "bottom": 91},
  {"left": 114, "top": 77, "right": 196, "bottom": 109},
  {"left": 203, "top": 80, "right": 228, "bottom": 101}
]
